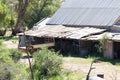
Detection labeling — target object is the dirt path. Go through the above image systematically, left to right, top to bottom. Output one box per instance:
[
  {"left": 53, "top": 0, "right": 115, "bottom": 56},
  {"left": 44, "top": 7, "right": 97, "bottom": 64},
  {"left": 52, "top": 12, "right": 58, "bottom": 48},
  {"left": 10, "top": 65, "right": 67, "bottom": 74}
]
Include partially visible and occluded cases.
[
  {"left": 3, "top": 41, "right": 18, "bottom": 49},
  {"left": 63, "top": 57, "right": 120, "bottom": 80}
]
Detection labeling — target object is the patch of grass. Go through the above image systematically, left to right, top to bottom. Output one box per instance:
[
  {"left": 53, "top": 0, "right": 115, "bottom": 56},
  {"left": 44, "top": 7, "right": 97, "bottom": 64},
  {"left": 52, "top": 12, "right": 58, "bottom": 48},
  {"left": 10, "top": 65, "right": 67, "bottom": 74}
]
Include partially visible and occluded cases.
[
  {"left": 0, "top": 36, "right": 18, "bottom": 41},
  {"left": 0, "top": 41, "right": 9, "bottom": 53},
  {"left": 9, "top": 49, "right": 23, "bottom": 63},
  {"left": 62, "top": 51, "right": 103, "bottom": 59},
  {"left": 63, "top": 52, "right": 120, "bottom": 65},
  {"left": 64, "top": 56, "right": 98, "bottom": 64},
  {"left": 94, "top": 57, "right": 120, "bottom": 66},
  {"left": 48, "top": 70, "right": 85, "bottom": 80}
]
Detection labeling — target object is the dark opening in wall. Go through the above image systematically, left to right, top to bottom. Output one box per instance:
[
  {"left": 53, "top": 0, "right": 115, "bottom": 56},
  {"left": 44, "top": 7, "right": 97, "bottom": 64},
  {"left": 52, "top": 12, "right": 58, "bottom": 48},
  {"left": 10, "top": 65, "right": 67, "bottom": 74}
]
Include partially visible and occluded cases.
[{"left": 113, "top": 42, "right": 120, "bottom": 59}]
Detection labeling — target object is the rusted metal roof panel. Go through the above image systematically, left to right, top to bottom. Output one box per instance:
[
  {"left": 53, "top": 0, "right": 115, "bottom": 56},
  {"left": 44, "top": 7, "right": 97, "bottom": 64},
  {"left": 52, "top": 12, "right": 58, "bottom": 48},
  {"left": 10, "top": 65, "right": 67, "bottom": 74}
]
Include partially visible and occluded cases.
[
  {"left": 24, "top": 25, "right": 106, "bottom": 40},
  {"left": 81, "top": 32, "right": 120, "bottom": 41}
]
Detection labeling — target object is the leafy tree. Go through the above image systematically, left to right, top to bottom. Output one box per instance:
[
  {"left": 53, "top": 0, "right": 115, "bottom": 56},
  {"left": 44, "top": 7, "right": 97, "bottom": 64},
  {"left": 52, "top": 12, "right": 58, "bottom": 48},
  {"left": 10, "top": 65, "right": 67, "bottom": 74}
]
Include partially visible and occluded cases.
[
  {"left": 0, "top": 0, "right": 17, "bottom": 36},
  {"left": 0, "top": 0, "right": 61, "bottom": 36},
  {"left": 0, "top": 0, "right": 61, "bottom": 35},
  {"left": 7, "top": 0, "right": 18, "bottom": 30},
  {"left": 12, "top": 0, "right": 29, "bottom": 35},
  {"left": 23, "top": 0, "right": 61, "bottom": 28},
  {"left": 0, "top": 1, "right": 9, "bottom": 36}
]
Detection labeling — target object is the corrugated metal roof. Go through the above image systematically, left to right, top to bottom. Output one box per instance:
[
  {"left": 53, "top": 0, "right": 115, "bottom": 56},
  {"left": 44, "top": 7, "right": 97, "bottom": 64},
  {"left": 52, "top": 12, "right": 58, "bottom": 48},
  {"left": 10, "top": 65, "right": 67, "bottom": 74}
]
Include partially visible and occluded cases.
[
  {"left": 47, "top": 0, "right": 120, "bottom": 26},
  {"left": 63, "top": 0, "right": 120, "bottom": 8}
]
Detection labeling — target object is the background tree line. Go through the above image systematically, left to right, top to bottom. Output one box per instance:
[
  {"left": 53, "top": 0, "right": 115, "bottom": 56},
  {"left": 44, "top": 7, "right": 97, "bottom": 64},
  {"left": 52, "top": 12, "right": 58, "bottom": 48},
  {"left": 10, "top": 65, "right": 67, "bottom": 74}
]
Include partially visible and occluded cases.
[{"left": 0, "top": 0, "right": 61, "bottom": 36}]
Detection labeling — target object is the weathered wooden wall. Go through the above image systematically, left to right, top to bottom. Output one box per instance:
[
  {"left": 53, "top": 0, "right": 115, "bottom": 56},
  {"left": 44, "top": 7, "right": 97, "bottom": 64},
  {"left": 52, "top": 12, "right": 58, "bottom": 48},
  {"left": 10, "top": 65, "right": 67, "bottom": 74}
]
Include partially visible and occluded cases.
[
  {"left": 55, "top": 39, "right": 76, "bottom": 54},
  {"left": 79, "top": 40, "right": 99, "bottom": 55},
  {"left": 103, "top": 40, "right": 113, "bottom": 59}
]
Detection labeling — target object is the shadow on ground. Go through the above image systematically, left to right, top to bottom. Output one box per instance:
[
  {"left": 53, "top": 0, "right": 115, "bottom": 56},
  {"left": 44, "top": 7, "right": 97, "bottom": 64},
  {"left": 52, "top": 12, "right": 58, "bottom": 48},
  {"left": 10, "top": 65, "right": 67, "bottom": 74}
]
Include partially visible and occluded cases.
[{"left": 21, "top": 56, "right": 32, "bottom": 59}]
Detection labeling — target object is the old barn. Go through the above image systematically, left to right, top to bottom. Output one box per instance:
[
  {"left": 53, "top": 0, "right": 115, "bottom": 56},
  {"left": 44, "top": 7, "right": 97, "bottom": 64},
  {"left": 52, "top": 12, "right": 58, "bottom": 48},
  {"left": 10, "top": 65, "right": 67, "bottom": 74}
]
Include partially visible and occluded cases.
[{"left": 18, "top": 0, "right": 120, "bottom": 59}]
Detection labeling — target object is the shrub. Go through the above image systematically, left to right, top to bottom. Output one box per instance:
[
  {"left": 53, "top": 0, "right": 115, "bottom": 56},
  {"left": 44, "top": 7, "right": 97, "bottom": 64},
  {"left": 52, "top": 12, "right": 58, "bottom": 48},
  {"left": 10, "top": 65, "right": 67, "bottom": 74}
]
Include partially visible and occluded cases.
[
  {"left": 99, "top": 33, "right": 110, "bottom": 55},
  {"left": 0, "top": 41, "right": 28, "bottom": 80},
  {"left": 0, "top": 47, "right": 12, "bottom": 64},
  {"left": 33, "top": 48, "right": 63, "bottom": 80},
  {"left": 9, "top": 49, "right": 22, "bottom": 63},
  {"left": 0, "top": 62, "right": 29, "bottom": 80},
  {"left": 0, "top": 62, "right": 12, "bottom": 80}
]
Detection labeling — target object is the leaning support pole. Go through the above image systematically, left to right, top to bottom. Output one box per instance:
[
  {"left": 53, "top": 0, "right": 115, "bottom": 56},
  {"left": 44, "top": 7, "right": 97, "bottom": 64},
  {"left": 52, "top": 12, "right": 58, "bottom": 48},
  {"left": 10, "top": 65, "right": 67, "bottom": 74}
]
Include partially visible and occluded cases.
[
  {"left": 23, "top": 31, "right": 34, "bottom": 80},
  {"left": 86, "top": 61, "right": 95, "bottom": 80}
]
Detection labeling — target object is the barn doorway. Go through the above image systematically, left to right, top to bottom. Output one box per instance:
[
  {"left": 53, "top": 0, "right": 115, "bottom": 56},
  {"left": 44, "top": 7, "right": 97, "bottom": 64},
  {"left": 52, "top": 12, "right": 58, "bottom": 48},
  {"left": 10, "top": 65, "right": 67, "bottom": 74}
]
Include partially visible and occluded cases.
[
  {"left": 55, "top": 39, "right": 79, "bottom": 55},
  {"left": 79, "top": 40, "right": 100, "bottom": 56},
  {"left": 113, "top": 42, "right": 120, "bottom": 59}
]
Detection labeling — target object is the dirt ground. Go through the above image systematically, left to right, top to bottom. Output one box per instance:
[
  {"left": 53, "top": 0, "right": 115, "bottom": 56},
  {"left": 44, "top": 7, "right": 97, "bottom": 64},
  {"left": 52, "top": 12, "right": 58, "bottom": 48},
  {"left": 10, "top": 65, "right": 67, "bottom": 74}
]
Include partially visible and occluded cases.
[
  {"left": 3, "top": 41, "right": 120, "bottom": 80},
  {"left": 3, "top": 41, "right": 18, "bottom": 49},
  {"left": 63, "top": 57, "right": 120, "bottom": 80}
]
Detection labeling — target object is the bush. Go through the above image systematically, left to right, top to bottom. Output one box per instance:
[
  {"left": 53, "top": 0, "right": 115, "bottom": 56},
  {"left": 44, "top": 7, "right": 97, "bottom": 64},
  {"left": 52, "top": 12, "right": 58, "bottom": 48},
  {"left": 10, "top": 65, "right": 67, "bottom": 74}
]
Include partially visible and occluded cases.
[
  {"left": 0, "top": 41, "right": 28, "bottom": 80},
  {"left": 33, "top": 48, "right": 63, "bottom": 80},
  {"left": 9, "top": 49, "right": 22, "bottom": 63},
  {"left": 0, "top": 62, "right": 29, "bottom": 80},
  {"left": 0, "top": 62, "right": 13, "bottom": 80}
]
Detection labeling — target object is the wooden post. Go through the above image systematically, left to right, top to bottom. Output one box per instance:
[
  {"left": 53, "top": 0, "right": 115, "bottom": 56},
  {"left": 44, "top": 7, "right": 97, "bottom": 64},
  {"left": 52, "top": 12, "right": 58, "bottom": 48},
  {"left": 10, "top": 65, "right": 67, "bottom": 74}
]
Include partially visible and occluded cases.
[
  {"left": 23, "top": 31, "right": 34, "bottom": 80},
  {"left": 78, "top": 40, "right": 81, "bottom": 54},
  {"left": 103, "top": 40, "right": 113, "bottom": 59},
  {"left": 86, "top": 61, "right": 95, "bottom": 80}
]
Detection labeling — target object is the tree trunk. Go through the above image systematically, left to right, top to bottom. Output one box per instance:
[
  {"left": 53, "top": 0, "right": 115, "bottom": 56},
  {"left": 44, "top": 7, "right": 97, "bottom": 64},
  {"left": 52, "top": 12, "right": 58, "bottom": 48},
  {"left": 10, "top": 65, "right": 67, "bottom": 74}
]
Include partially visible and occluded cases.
[
  {"left": 12, "top": 0, "right": 29, "bottom": 35},
  {"left": 0, "top": 29, "right": 6, "bottom": 36}
]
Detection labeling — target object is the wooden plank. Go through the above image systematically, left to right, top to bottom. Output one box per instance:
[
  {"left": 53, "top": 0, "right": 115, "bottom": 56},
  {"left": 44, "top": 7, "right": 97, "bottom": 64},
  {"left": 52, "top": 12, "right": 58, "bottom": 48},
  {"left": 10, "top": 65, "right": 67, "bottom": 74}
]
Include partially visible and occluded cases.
[
  {"left": 32, "top": 42, "right": 55, "bottom": 48},
  {"left": 19, "top": 43, "right": 55, "bottom": 50}
]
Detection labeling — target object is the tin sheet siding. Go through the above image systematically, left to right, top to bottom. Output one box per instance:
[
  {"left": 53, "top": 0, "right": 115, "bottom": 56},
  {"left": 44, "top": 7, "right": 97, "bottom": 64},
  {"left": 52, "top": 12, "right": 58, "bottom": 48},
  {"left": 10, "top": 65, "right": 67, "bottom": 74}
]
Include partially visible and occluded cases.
[{"left": 47, "top": 0, "right": 120, "bottom": 26}]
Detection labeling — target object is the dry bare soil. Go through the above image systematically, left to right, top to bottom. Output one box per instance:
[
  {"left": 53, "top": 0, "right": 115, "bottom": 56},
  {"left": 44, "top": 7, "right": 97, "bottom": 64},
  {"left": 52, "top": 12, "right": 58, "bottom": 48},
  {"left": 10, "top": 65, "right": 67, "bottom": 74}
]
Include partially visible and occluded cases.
[
  {"left": 3, "top": 41, "right": 18, "bottom": 49},
  {"left": 63, "top": 57, "right": 120, "bottom": 80}
]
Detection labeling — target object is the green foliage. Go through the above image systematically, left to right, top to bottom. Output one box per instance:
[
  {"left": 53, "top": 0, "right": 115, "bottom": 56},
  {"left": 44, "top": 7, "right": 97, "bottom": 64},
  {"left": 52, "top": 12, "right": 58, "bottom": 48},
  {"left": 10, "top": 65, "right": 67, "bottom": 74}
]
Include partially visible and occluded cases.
[
  {"left": 0, "top": 0, "right": 17, "bottom": 30},
  {"left": 0, "top": 0, "right": 61, "bottom": 34},
  {"left": 23, "top": 0, "right": 61, "bottom": 28},
  {"left": 0, "top": 2, "right": 8, "bottom": 28},
  {"left": 0, "top": 2, "right": 8, "bottom": 22},
  {"left": 99, "top": 33, "right": 111, "bottom": 54},
  {"left": 0, "top": 36, "right": 18, "bottom": 41},
  {"left": 0, "top": 41, "right": 29, "bottom": 80},
  {"left": 0, "top": 42, "right": 12, "bottom": 63},
  {"left": 33, "top": 48, "right": 63, "bottom": 80},
  {"left": 9, "top": 49, "right": 22, "bottom": 63},
  {"left": 0, "top": 62, "right": 29, "bottom": 80},
  {"left": 0, "top": 62, "right": 13, "bottom": 80},
  {"left": 13, "top": 63, "right": 29, "bottom": 80},
  {"left": 48, "top": 71, "right": 85, "bottom": 80}
]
